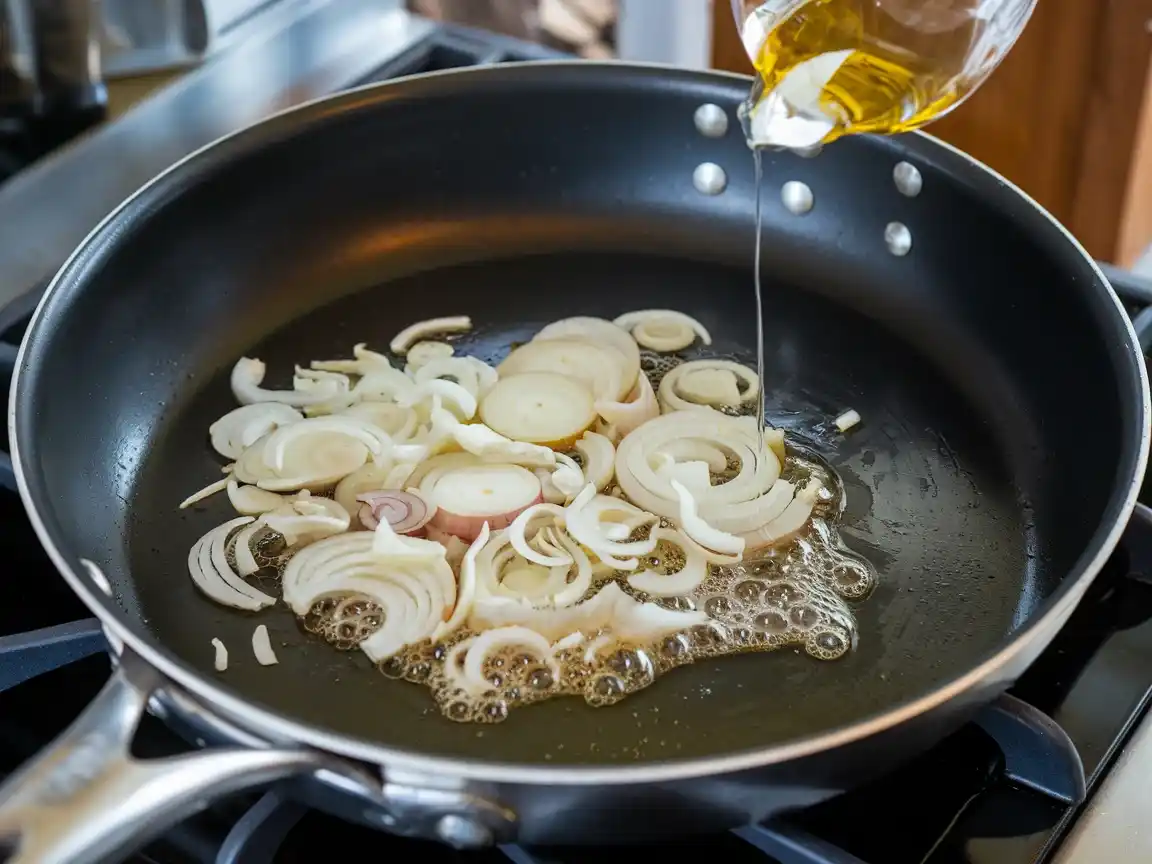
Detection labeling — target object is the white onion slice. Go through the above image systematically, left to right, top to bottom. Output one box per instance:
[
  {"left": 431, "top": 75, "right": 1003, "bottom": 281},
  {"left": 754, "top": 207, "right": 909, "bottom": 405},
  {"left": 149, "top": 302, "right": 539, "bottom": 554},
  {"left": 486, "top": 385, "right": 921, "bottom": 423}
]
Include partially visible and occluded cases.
[
  {"left": 613, "top": 310, "right": 712, "bottom": 352},
  {"left": 390, "top": 316, "right": 472, "bottom": 354},
  {"left": 534, "top": 316, "right": 641, "bottom": 396},
  {"left": 498, "top": 339, "right": 624, "bottom": 403},
  {"left": 406, "top": 340, "right": 454, "bottom": 370},
  {"left": 313, "top": 343, "right": 394, "bottom": 376},
  {"left": 413, "top": 357, "right": 497, "bottom": 403},
  {"left": 231, "top": 358, "right": 348, "bottom": 407},
  {"left": 659, "top": 360, "right": 758, "bottom": 412},
  {"left": 595, "top": 370, "right": 659, "bottom": 436},
  {"left": 479, "top": 372, "right": 595, "bottom": 447},
  {"left": 399, "top": 378, "right": 477, "bottom": 420},
  {"left": 340, "top": 402, "right": 418, "bottom": 440},
  {"left": 210, "top": 404, "right": 302, "bottom": 459},
  {"left": 614, "top": 412, "right": 785, "bottom": 533},
  {"left": 265, "top": 416, "right": 390, "bottom": 473},
  {"left": 452, "top": 422, "right": 556, "bottom": 468},
  {"left": 574, "top": 431, "right": 615, "bottom": 491},
  {"left": 657, "top": 439, "right": 728, "bottom": 472},
  {"left": 550, "top": 453, "right": 584, "bottom": 499},
  {"left": 422, "top": 463, "right": 543, "bottom": 542},
  {"left": 179, "top": 477, "right": 229, "bottom": 509},
  {"left": 669, "top": 479, "right": 745, "bottom": 556},
  {"left": 741, "top": 479, "right": 822, "bottom": 549},
  {"left": 226, "top": 480, "right": 285, "bottom": 516},
  {"left": 564, "top": 484, "right": 656, "bottom": 570},
  {"left": 357, "top": 489, "right": 434, "bottom": 534},
  {"left": 263, "top": 494, "right": 351, "bottom": 547},
  {"left": 507, "top": 503, "right": 570, "bottom": 567},
  {"left": 187, "top": 517, "right": 275, "bottom": 610},
  {"left": 232, "top": 520, "right": 265, "bottom": 576},
  {"left": 433, "top": 523, "right": 490, "bottom": 641},
  {"left": 628, "top": 526, "right": 716, "bottom": 596},
  {"left": 281, "top": 530, "right": 455, "bottom": 661},
  {"left": 469, "top": 581, "right": 706, "bottom": 644},
  {"left": 252, "top": 625, "right": 279, "bottom": 666},
  {"left": 445, "top": 626, "right": 559, "bottom": 697},
  {"left": 211, "top": 637, "right": 229, "bottom": 672}
]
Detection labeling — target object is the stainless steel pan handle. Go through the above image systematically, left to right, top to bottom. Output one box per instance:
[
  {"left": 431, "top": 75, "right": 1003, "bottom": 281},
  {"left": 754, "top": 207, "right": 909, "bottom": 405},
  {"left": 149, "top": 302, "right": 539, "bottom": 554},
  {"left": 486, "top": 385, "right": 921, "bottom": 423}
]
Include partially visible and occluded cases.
[{"left": 0, "top": 648, "right": 378, "bottom": 864}]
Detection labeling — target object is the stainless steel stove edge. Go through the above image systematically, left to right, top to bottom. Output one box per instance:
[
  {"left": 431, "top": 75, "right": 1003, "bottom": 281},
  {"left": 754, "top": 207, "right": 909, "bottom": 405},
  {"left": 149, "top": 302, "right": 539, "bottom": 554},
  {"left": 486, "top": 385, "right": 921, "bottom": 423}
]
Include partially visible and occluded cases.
[{"left": 0, "top": 0, "right": 436, "bottom": 314}]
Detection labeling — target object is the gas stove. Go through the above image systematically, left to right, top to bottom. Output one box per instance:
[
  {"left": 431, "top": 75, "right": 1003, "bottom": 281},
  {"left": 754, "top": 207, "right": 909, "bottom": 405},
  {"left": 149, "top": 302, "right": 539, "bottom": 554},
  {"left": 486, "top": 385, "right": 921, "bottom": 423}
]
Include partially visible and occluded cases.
[{"left": 2, "top": 3, "right": 1152, "bottom": 863}]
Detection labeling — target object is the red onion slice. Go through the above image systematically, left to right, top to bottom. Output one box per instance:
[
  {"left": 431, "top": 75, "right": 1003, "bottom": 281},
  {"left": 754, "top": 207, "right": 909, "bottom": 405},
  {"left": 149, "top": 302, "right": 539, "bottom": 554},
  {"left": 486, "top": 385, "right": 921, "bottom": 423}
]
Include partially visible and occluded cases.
[{"left": 356, "top": 490, "right": 434, "bottom": 535}]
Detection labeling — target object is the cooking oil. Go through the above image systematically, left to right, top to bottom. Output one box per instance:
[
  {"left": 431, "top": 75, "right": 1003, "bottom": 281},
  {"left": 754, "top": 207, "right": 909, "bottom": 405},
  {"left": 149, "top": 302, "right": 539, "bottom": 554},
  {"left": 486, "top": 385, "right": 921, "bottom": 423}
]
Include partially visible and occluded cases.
[
  {"left": 735, "top": 0, "right": 1033, "bottom": 149},
  {"left": 280, "top": 355, "right": 877, "bottom": 724}
]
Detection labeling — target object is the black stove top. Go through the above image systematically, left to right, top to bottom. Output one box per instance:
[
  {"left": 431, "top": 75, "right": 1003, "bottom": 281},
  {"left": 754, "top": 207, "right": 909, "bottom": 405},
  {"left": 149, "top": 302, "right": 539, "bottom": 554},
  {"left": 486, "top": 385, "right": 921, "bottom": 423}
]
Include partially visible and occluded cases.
[{"left": 4, "top": 19, "right": 1152, "bottom": 864}]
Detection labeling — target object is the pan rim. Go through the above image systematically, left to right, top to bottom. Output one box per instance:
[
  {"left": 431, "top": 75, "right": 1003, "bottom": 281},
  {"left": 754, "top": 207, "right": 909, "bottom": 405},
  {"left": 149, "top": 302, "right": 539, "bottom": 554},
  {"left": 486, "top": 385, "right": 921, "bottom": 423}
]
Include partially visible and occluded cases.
[{"left": 9, "top": 59, "right": 1150, "bottom": 785}]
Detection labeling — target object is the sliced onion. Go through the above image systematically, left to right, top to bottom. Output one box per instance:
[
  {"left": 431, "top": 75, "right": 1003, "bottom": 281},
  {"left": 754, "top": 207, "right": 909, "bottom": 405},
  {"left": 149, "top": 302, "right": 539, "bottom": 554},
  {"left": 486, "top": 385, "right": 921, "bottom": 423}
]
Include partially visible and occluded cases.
[
  {"left": 613, "top": 310, "right": 712, "bottom": 352},
  {"left": 390, "top": 316, "right": 472, "bottom": 354},
  {"left": 534, "top": 316, "right": 641, "bottom": 397},
  {"left": 498, "top": 339, "right": 624, "bottom": 402},
  {"left": 406, "top": 340, "right": 454, "bottom": 370},
  {"left": 312, "top": 343, "right": 394, "bottom": 375},
  {"left": 414, "top": 356, "right": 497, "bottom": 403},
  {"left": 232, "top": 358, "right": 348, "bottom": 407},
  {"left": 659, "top": 360, "right": 758, "bottom": 412},
  {"left": 595, "top": 370, "right": 658, "bottom": 436},
  {"left": 479, "top": 372, "right": 595, "bottom": 447},
  {"left": 399, "top": 378, "right": 477, "bottom": 420},
  {"left": 340, "top": 402, "right": 418, "bottom": 440},
  {"left": 209, "top": 404, "right": 302, "bottom": 459},
  {"left": 614, "top": 412, "right": 786, "bottom": 534},
  {"left": 251, "top": 416, "right": 390, "bottom": 491},
  {"left": 452, "top": 421, "right": 556, "bottom": 468},
  {"left": 574, "top": 431, "right": 615, "bottom": 491},
  {"left": 657, "top": 438, "right": 728, "bottom": 472},
  {"left": 550, "top": 453, "right": 584, "bottom": 498},
  {"left": 422, "top": 463, "right": 543, "bottom": 541},
  {"left": 536, "top": 468, "right": 566, "bottom": 505},
  {"left": 179, "top": 477, "right": 229, "bottom": 509},
  {"left": 669, "top": 479, "right": 745, "bottom": 555},
  {"left": 740, "top": 479, "right": 822, "bottom": 549},
  {"left": 226, "top": 480, "right": 285, "bottom": 516},
  {"left": 564, "top": 484, "right": 656, "bottom": 570},
  {"left": 356, "top": 489, "right": 434, "bottom": 534},
  {"left": 263, "top": 494, "right": 351, "bottom": 547},
  {"left": 507, "top": 503, "right": 571, "bottom": 566},
  {"left": 187, "top": 517, "right": 275, "bottom": 610},
  {"left": 233, "top": 520, "right": 265, "bottom": 576},
  {"left": 426, "top": 523, "right": 473, "bottom": 572},
  {"left": 434, "top": 523, "right": 490, "bottom": 641},
  {"left": 628, "top": 526, "right": 723, "bottom": 597},
  {"left": 474, "top": 528, "right": 591, "bottom": 608},
  {"left": 281, "top": 530, "right": 455, "bottom": 660},
  {"left": 469, "top": 581, "right": 706, "bottom": 644},
  {"left": 252, "top": 624, "right": 279, "bottom": 666},
  {"left": 446, "top": 626, "right": 559, "bottom": 697},
  {"left": 212, "top": 637, "right": 229, "bottom": 672}
]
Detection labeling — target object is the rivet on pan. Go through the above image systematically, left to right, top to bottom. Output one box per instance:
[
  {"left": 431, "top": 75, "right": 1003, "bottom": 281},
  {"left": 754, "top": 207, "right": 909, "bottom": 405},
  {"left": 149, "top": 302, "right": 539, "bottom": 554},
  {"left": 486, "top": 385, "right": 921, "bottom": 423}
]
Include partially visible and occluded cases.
[
  {"left": 694, "top": 103, "right": 729, "bottom": 138},
  {"left": 791, "top": 143, "right": 823, "bottom": 159},
  {"left": 893, "top": 161, "right": 923, "bottom": 197},
  {"left": 693, "top": 162, "right": 728, "bottom": 195},
  {"left": 781, "top": 181, "right": 814, "bottom": 215},
  {"left": 885, "top": 222, "right": 913, "bottom": 256},
  {"left": 80, "top": 557, "right": 113, "bottom": 595},
  {"left": 436, "top": 814, "right": 493, "bottom": 849}
]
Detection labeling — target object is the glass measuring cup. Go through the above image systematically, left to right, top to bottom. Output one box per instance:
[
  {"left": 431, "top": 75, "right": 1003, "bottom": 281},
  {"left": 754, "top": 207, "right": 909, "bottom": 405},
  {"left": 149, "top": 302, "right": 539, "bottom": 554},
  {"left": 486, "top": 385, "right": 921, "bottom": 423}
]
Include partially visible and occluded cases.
[{"left": 732, "top": 0, "right": 1038, "bottom": 149}]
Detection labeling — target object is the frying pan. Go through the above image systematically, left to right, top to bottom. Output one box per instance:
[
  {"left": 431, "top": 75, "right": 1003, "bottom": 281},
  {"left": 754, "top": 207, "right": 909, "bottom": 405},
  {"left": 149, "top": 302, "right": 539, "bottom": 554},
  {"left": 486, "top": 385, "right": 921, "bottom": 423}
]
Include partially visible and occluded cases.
[{"left": 0, "top": 62, "right": 1147, "bottom": 863}]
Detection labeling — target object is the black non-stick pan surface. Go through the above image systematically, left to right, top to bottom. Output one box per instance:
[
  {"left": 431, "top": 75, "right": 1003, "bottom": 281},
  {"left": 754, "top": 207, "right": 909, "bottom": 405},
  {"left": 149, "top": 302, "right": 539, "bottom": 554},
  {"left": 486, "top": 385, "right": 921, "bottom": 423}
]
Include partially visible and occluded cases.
[{"left": 13, "top": 64, "right": 1145, "bottom": 767}]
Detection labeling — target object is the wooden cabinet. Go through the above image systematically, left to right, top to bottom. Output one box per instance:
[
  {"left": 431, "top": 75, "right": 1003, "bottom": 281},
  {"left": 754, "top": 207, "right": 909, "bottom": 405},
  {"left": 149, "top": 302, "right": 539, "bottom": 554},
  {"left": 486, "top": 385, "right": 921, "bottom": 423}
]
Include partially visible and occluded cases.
[{"left": 710, "top": 0, "right": 1152, "bottom": 264}]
